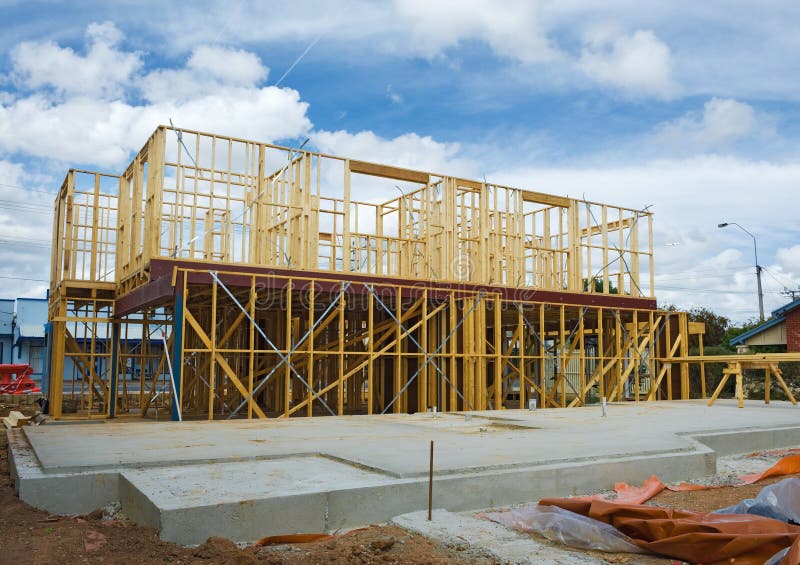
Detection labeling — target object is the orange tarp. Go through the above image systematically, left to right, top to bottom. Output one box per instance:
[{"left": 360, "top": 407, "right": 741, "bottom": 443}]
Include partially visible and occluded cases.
[
  {"left": 591, "top": 453, "right": 800, "bottom": 506},
  {"left": 741, "top": 455, "right": 800, "bottom": 484},
  {"left": 539, "top": 498, "right": 800, "bottom": 565},
  {"left": 253, "top": 528, "right": 368, "bottom": 547},
  {"left": 254, "top": 533, "right": 334, "bottom": 546}
]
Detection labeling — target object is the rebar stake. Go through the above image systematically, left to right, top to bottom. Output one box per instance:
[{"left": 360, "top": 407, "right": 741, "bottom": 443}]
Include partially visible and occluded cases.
[{"left": 428, "top": 440, "right": 434, "bottom": 521}]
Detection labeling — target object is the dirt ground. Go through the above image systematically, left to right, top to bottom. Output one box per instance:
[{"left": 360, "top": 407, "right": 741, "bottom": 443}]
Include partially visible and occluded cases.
[{"left": 1, "top": 401, "right": 797, "bottom": 564}]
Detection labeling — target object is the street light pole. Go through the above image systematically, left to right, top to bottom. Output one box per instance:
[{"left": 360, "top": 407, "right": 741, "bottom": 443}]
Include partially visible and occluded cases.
[{"left": 718, "top": 222, "right": 765, "bottom": 322}]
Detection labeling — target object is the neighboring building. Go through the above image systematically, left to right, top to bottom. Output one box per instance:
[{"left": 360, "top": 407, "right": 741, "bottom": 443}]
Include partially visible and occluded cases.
[
  {"left": 1, "top": 296, "right": 166, "bottom": 392},
  {"left": 0, "top": 297, "right": 48, "bottom": 376},
  {"left": 729, "top": 297, "right": 800, "bottom": 352},
  {"left": 12, "top": 298, "right": 47, "bottom": 376},
  {"left": 0, "top": 299, "right": 14, "bottom": 364}
]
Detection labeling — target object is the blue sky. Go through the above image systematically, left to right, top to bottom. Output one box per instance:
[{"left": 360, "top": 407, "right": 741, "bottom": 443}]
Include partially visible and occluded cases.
[{"left": 1, "top": 0, "right": 799, "bottom": 322}]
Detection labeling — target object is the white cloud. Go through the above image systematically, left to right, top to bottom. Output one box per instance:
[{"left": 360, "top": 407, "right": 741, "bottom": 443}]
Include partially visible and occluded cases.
[
  {"left": 392, "top": 0, "right": 560, "bottom": 64},
  {"left": 130, "top": 2, "right": 800, "bottom": 101},
  {"left": 9, "top": 21, "right": 142, "bottom": 99},
  {"left": 0, "top": 26, "right": 311, "bottom": 168},
  {"left": 577, "top": 29, "right": 678, "bottom": 98},
  {"left": 142, "top": 45, "right": 269, "bottom": 103},
  {"left": 189, "top": 45, "right": 267, "bottom": 85},
  {"left": 0, "top": 89, "right": 311, "bottom": 168},
  {"left": 651, "top": 98, "right": 771, "bottom": 152},
  {"left": 313, "top": 129, "right": 476, "bottom": 177},
  {"left": 0, "top": 160, "right": 27, "bottom": 194},
  {"left": 775, "top": 245, "right": 800, "bottom": 282}
]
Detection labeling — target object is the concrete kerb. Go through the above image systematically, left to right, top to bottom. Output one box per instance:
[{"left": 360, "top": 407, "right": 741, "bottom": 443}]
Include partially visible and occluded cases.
[{"left": 686, "top": 425, "right": 800, "bottom": 456}]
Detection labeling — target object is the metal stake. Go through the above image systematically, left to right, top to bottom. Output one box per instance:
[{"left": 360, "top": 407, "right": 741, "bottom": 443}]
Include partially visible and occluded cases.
[{"left": 428, "top": 440, "right": 434, "bottom": 521}]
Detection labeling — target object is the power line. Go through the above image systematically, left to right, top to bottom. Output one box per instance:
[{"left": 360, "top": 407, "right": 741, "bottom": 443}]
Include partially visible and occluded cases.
[
  {"left": 0, "top": 182, "right": 57, "bottom": 195},
  {"left": 0, "top": 197, "right": 50, "bottom": 208},
  {"left": 0, "top": 203, "right": 52, "bottom": 214},
  {"left": 0, "top": 204, "right": 51, "bottom": 212},
  {"left": 0, "top": 235, "right": 51, "bottom": 244},
  {"left": 0, "top": 239, "right": 51, "bottom": 249},
  {"left": 654, "top": 265, "right": 751, "bottom": 276},
  {"left": 762, "top": 266, "right": 797, "bottom": 289},
  {"left": 654, "top": 269, "right": 752, "bottom": 281},
  {"left": 0, "top": 275, "right": 49, "bottom": 283},
  {"left": 657, "top": 286, "right": 785, "bottom": 295}
]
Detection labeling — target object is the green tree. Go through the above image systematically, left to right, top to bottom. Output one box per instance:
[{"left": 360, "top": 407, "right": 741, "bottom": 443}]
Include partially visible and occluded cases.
[
  {"left": 582, "top": 278, "right": 619, "bottom": 294},
  {"left": 687, "top": 307, "right": 730, "bottom": 348},
  {"left": 722, "top": 318, "right": 762, "bottom": 350}
]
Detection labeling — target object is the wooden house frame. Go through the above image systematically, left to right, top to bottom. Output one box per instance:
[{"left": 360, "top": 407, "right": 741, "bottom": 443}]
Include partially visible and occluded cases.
[{"left": 45, "top": 125, "right": 793, "bottom": 420}]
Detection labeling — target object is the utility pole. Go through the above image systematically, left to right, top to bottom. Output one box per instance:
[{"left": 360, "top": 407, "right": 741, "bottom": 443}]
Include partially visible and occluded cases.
[
  {"left": 718, "top": 222, "right": 765, "bottom": 322},
  {"left": 783, "top": 288, "right": 800, "bottom": 301}
]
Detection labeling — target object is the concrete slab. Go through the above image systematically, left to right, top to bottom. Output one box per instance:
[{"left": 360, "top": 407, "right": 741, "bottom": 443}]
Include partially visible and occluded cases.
[
  {"left": 9, "top": 399, "right": 800, "bottom": 545},
  {"left": 119, "top": 456, "right": 397, "bottom": 545}
]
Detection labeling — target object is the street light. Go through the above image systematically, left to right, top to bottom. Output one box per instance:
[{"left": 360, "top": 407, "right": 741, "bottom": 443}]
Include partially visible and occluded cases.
[{"left": 718, "top": 222, "right": 765, "bottom": 321}]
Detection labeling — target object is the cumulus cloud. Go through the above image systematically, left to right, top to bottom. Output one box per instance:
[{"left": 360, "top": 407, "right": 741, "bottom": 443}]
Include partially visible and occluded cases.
[
  {"left": 393, "top": 0, "right": 560, "bottom": 63},
  {"left": 134, "top": 2, "right": 800, "bottom": 101},
  {"left": 9, "top": 21, "right": 142, "bottom": 99},
  {"left": 0, "top": 25, "right": 311, "bottom": 168},
  {"left": 577, "top": 29, "right": 678, "bottom": 98},
  {"left": 142, "top": 45, "right": 269, "bottom": 103},
  {"left": 651, "top": 98, "right": 772, "bottom": 152},
  {"left": 313, "top": 129, "right": 476, "bottom": 177},
  {"left": 776, "top": 245, "right": 800, "bottom": 281}
]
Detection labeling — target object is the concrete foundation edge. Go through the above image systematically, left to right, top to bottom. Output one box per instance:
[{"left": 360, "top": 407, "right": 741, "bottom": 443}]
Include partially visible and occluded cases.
[
  {"left": 7, "top": 428, "right": 118, "bottom": 515},
  {"left": 143, "top": 449, "right": 714, "bottom": 545}
]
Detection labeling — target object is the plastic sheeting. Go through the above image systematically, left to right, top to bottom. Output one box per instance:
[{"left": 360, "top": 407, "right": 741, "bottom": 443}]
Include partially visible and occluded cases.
[
  {"left": 716, "top": 478, "right": 800, "bottom": 524},
  {"left": 539, "top": 498, "right": 800, "bottom": 565},
  {"left": 480, "top": 504, "right": 646, "bottom": 554}
]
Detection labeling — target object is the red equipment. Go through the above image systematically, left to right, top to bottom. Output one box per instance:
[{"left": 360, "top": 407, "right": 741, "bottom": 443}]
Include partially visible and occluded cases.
[{"left": 0, "top": 364, "right": 41, "bottom": 394}]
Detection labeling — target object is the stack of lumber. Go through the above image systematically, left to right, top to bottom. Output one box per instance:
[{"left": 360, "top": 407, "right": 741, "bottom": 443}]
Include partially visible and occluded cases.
[{"left": 3, "top": 410, "right": 31, "bottom": 429}]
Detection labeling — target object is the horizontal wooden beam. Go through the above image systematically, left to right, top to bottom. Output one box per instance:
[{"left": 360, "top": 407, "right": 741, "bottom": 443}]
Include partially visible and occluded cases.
[
  {"left": 349, "top": 160, "right": 429, "bottom": 184},
  {"left": 456, "top": 178, "right": 482, "bottom": 191},
  {"left": 521, "top": 189, "right": 571, "bottom": 208},
  {"left": 581, "top": 218, "right": 634, "bottom": 237},
  {"left": 670, "top": 353, "right": 800, "bottom": 363}
]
